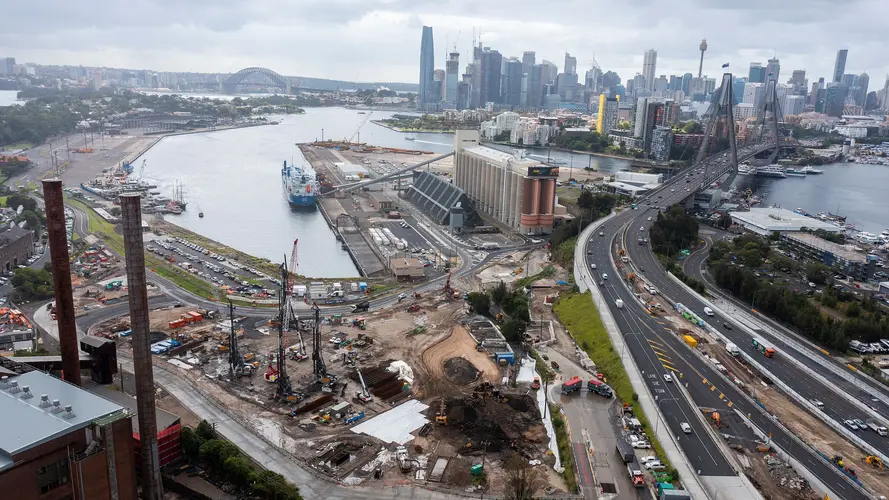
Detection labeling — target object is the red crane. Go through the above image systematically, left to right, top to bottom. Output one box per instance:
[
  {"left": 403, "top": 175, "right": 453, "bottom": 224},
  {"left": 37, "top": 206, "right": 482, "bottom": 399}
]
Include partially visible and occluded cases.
[{"left": 288, "top": 239, "right": 298, "bottom": 293}]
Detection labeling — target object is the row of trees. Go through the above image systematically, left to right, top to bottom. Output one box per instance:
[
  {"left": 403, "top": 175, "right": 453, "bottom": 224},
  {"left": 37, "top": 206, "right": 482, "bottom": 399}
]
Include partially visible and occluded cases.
[
  {"left": 0, "top": 100, "right": 80, "bottom": 148},
  {"left": 550, "top": 131, "right": 610, "bottom": 153},
  {"left": 649, "top": 206, "right": 699, "bottom": 257},
  {"left": 707, "top": 235, "right": 889, "bottom": 350},
  {"left": 11, "top": 266, "right": 53, "bottom": 301},
  {"left": 466, "top": 281, "right": 532, "bottom": 342},
  {"left": 181, "top": 420, "right": 303, "bottom": 500}
]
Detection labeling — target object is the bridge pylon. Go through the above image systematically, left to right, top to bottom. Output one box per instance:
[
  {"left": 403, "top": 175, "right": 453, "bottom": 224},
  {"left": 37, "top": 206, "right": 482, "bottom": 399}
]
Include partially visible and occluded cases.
[
  {"left": 696, "top": 73, "right": 739, "bottom": 177},
  {"left": 752, "top": 79, "right": 783, "bottom": 165}
]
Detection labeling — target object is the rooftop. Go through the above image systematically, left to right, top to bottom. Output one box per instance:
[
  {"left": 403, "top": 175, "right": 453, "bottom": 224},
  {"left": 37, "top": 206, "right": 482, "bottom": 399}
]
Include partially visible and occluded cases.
[
  {"left": 462, "top": 145, "right": 544, "bottom": 173},
  {"left": 730, "top": 207, "right": 841, "bottom": 235},
  {"left": 0, "top": 226, "right": 31, "bottom": 247},
  {"left": 783, "top": 231, "right": 866, "bottom": 263},
  {"left": 0, "top": 371, "right": 127, "bottom": 471},
  {"left": 87, "top": 383, "right": 180, "bottom": 433}
]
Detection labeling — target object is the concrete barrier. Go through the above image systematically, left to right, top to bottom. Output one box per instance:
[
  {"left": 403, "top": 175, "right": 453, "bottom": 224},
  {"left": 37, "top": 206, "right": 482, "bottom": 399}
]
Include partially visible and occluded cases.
[
  {"left": 572, "top": 212, "right": 712, "bottom": 500},
  {"left": 667, "top": 272, "right": 889, "bottom": 467}
]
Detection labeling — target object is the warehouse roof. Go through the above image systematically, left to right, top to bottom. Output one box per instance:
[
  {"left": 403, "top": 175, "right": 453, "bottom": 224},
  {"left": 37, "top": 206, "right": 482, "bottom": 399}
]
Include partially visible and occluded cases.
[
  {"left": 730, "top": 207, "right": 841, "bottom": 235},
  {"left": 0, "top": 371, "right": 127, "bottom": 470}
]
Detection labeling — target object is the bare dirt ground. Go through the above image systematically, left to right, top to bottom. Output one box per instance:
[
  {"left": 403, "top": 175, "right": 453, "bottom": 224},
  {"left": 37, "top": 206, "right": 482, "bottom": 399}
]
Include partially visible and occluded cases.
[{"left": 420, "top": 325, "right": 500, "bottom": 393}]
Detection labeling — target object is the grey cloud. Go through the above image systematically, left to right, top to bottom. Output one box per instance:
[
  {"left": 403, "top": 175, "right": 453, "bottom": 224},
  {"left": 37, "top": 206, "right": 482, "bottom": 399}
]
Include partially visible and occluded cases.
[{"left": 0, "top": 0, "right": 886, "bottom": 83}]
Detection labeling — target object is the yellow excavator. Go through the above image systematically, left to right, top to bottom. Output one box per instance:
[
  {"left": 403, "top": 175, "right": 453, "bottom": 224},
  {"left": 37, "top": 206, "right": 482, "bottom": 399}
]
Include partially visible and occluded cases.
[
  {"left": 435, "top": 399, "right": 448, "bottom": 425},
  {"left": 865, "top": 456, "right": 884, "bottom": 469}
]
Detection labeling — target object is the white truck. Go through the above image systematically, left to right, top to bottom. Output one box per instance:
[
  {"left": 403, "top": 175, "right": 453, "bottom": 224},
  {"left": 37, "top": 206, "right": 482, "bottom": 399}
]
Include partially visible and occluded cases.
[
  {"left": 726, "top": 343, "right": 740, "bottom": 356},
  {"left": 867, "top": 420, "right": 889, "bottom": 436}
]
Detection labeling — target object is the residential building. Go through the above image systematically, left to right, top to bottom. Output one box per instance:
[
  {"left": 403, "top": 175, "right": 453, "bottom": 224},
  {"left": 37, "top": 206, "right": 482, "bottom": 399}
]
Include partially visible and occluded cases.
[
  {"left": 419, "top": 26, "right": 435, "bottom": 105},
  {"left": 833, "top": 49, "right": 848, "bottom": 83},
  {"left": 642, "top": 50, "right": 657, "bottom": 90},
  {"left": 445, "top": 52, "right": 459, "bottom": 106},
  {"left": 2, "top": 57, "right": 14, "bottom": 75},
  {"left": 766, "top": 57, "right": 780, "bottom": 82},
  {"left": 749, "top": 63, "right": 765, "bottom": 83},
  {"left": 653, "top": 75, "right": 668, "bottom": 92},
  {"left": 456, "top": 79, "right": 470, "bottom": 110},
  {"left": 743, "top": 82, "right": 764, "bottom": 107},
  {"left": 824, "top": 85, "right": 849, "bottom": 117},
  {"left": 597, "top": 94, "right": 620, "bottom": 134},
  {"left": 783, "top": 95, "right": 805, "bottom": 116},
  {"left": 633, "top": 98, "right": 665, "bottom": 156},
  {"left": 733, "top": 103, "right": 757, "bottom": 120},
  {"left": 650, "top": 126, "right": 673, "bottom": 160},
  {"left": 453, "top": 130, "right": 563, "bottom": 234},
  {"left": 0, "top": 227, "right": 32, "bottom": 272},
  {"left": 781, "top": 231, "right": 876, "bottom": 281},
  {"left": 0, "top": 370, "right": 138, "bottom": 500}
]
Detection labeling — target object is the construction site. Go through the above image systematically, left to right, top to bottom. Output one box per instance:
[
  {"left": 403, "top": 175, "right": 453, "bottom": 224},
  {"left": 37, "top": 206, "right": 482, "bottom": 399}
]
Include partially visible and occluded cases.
[{"left": 91, "top": 253, "right": 563, "bottom": 495}]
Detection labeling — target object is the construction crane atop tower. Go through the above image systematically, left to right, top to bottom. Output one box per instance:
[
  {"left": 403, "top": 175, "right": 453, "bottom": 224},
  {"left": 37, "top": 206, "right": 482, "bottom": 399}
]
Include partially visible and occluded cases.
[{"left": 288, "top": 239, "right": 299, "bottom": 293}]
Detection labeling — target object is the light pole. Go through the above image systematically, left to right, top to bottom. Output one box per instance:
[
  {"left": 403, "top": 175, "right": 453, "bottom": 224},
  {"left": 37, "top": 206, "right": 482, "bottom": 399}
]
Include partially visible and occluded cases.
[
  {"left": 751, "top": 289, "right": 764, "bottom": 311},
  {"left": 654, "top": 396, "right": 679, "bottom": 435}
]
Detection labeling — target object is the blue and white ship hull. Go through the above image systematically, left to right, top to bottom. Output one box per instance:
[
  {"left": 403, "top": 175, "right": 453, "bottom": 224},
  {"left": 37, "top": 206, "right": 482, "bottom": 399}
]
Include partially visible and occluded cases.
[
  {"left": 282, "top": 158, "right": 319, "bottom": 209},
  {"left": 287, "top": 193, "right": 316, "bottom": 207}
]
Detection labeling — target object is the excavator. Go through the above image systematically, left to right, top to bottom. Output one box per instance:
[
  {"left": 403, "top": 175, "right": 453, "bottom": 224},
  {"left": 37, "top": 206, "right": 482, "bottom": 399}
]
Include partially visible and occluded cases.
[
  {"left": 435, "top": 398, "right": 448, "bottom": 425},
  {"left": 865, "top": 455, "right": 884, "bottom": 470}
]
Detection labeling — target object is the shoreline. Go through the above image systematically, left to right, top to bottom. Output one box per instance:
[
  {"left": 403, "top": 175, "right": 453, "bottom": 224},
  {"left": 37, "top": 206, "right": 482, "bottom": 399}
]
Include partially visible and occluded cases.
[{"left": 370, "top": 120, "right": 456, "bottom": 134}]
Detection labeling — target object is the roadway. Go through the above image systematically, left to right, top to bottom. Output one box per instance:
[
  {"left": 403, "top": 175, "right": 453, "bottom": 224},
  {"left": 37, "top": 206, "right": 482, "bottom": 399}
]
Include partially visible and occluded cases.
[{"left": 585, "top": 149, "right": 871, "bottom": 499}]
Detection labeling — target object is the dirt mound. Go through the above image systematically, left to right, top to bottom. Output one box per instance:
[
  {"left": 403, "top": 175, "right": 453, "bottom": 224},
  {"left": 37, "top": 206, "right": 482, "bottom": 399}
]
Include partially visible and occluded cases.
[
  {"left": 420, "top": 325, "right": 500, "bottom": 388},
  {"left": 443, "top": 357, "right": 479, "bottom": 385}
]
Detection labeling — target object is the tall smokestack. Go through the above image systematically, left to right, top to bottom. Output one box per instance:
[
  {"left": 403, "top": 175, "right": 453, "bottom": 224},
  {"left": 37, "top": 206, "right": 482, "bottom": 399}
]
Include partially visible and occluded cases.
[
  {"left": 41, "top": 179, "right": 81, "bottom": 386},
  {"left": 120, "top": 193, "right": 163, "bottom": 500}
]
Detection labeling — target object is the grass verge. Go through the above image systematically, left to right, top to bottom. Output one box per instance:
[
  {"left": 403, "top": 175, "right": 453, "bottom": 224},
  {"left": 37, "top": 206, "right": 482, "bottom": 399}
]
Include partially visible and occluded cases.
[
  {"left": 66, "top": 197, "right": 126, "bottom": 255},
  {"left": 149, "top": 259, "right": 219, "bottom": 300},
  {"left": 553, "top": 291, "right": 671, "bottom": 469},
  {"left": 531, "top": 351, "right": 555, "bottom": 383},
  {"left": 549, "top": 404, "right": 578, "bottom": 492}
]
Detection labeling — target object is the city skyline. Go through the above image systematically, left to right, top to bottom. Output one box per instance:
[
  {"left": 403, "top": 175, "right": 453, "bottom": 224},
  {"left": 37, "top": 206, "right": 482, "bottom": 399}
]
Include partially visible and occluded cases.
[{"left": 1, "top": 0, "right": 887, "bottom": 84}]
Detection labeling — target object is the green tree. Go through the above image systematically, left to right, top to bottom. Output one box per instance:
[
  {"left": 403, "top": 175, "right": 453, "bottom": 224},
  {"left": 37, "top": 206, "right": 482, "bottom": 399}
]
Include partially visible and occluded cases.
[
  {"left": 5, "top": 194, "right": 37, "bottom": 212},
  {"left": 716, "top": 213, "right": 733, "bottom": 230},
  {"left": 806, "top": 263, "right": 831, "bottom": 285},
  {"left": 11, "top": 267, "right": 53, "bottom": 300},
  {"left": 491, "top": 281, "right": 509, "bottom": 305},
  {"left": 467, "top": 292, "right": 491, "bottom": 316},
  {"left": 501, "top": 318, "right": 527, "bottom": 342},
  {"left": 195, "top": 419, "right": 216, "bottom": 441},
  {"left": 180, "top": 427, "right": 203, "bottom": 461},
  {"left": 199, "top": 439, "right": 240, "bottom": 471},
  {"left": 223, "top": 456, "right": 255, "bottom": 488}
]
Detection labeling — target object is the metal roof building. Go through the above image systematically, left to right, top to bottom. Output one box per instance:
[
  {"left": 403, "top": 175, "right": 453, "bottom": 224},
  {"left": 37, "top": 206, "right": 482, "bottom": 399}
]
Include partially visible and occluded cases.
[{"left": 730, "top": 207, "right": 842, "bottom": 235}]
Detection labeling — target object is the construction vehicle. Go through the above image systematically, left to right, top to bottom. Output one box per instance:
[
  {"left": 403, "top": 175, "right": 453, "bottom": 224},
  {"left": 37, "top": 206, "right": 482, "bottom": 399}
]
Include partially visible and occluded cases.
[
  {"left": 443, "top": 271, "right": 460, "bottom": 299},
  {"left": 412, "top": 291, "right": 421, "bottom": 299},
  {"left": 351, "top": 301, "right": 370, "bottom": 312},
  {"left": 407, "top": 304, "right": 421, "bottom": 313},
  {"left": 752, "top": 338, "right": 776, "bottom": 358},
  {"left": 355, "top": 366, "right": 373, "bottom": 403},
  {"left": 531, "top": 377, "right": 541, "bottom": 390},
  {"left": 587, "top": 378, "right": 613, "bottom": 398},
  {"left": 435, "top": 399, "right": 448, "bottom": 425},
  {"left": 345, "top": 411, "right": 366, "bottom": 425},
  {"left": 711, "top": 412, "right": 725, "bottom": 429},
  {"left": 866, "top": 420, "right": 889, "bottom": 436},
  {"left": 396, "top": 446, "right": 412, "bottom": 472},
  {"left": 831, "top": 455, "right": 858, "bottom": 478},
  {"left": 865, "top": 456, "right": 884, "bottom": 469},
  {"left": 627, "top": 463, "right": 645, "bottom": 488}
]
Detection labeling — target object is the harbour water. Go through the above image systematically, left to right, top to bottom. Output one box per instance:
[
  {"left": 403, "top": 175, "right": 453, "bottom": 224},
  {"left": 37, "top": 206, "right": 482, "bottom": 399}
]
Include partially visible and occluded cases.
[
  {"left": 0, "top": 90, "right": 21, "bottom": 106},
  {"left": 732, "top": 162, "right": 889, "bottom": 234}
]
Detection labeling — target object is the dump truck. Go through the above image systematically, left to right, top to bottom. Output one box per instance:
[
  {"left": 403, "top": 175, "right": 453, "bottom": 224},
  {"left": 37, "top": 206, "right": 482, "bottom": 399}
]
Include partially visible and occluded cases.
[
  {"left": 351, "top": 301, "right": 370, "bottom": 312},
  {"left": 682, "top": 335, "right": 697, "bottom": 348},
  {"left": 561, "top": 376, "right": 583, "bottom": 395},
  {"left": 587, "top": 378, "right": 613, "bottom": 398},
  {"left": 615, "top": 438, "right": 634, "bottom": 463}
]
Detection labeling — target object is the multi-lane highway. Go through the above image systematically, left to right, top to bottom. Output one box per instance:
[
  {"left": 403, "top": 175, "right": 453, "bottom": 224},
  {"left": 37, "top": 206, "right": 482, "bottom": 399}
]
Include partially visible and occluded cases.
[{"left": 581, "top": 149, "right": 873, "bottom": 500}]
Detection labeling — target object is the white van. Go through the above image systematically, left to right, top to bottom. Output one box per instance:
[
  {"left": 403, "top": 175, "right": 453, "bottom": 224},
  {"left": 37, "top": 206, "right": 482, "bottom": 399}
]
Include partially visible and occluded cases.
[
  {"left": 703, "top": 307, "right": 714, "bottom": 317},
  {"left": 680, "top": 422, "right": 692, "bottom": 434}
]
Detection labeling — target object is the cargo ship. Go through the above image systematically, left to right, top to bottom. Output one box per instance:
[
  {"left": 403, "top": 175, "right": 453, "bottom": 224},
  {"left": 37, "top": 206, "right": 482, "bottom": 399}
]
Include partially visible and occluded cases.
[{"left": 281, "top": 159, "right": 319, "bottom": 208}]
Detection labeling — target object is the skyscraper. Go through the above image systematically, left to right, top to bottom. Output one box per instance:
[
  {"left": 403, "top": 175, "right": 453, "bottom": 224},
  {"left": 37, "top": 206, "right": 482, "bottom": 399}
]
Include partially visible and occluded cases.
[
  {"left": 418, "top": 26, "right": 435, "bottom": 105},
  {"left": 480, "top": 48, "right": 503, "bottom": 105},
  {"left": 833, "top": 49, "right": 848, "bottom": 83},
  {"left": 642, "top": 50, "right": 657, "bottom": 90},
  {"left": 522, "top": 51, "right": 536, "bottom": 75},
  {"left": 445, "top": 52, "right": 459, "bottom": 106},
  {"left": 564, "top": 53, "right": 577, "bottom": 76},
  {"left": 766, "top": 57, "right": 780, "bottom": 82},
  {"left": 501, "top": 58, "right": 523, "bottom": 107},
  {"left": 748, "top": 63, "right": 765, "bottom": 83},
  {"left": 528, "top": 64, "right": 543, "bottom": 108},
  {"left": 433, "top": 69, "right": 445, "bottom": 101},
  {"left": 788, "top": 70, "right": 807, "bottom": 93},
  {"left": 855, "top": 72, "right": 870, "bottom": 106},
  {"left": 681, "top": 73, "right": 693, "bottom": 95},
  {"left": 743, "top": 82, "right": 764, "bottom": 107},
  {"left": 824, "top": 85, "right": 848, "bottom": 117}
]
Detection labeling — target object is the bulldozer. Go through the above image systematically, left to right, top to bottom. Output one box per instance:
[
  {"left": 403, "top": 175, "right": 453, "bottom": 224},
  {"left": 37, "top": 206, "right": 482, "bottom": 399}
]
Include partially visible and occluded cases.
[
  {"left": 435, "top": 399, "right": 448, "bottom": 425},
  {"left": 865, "top": 456, "right": 884, "bottom": 470}
]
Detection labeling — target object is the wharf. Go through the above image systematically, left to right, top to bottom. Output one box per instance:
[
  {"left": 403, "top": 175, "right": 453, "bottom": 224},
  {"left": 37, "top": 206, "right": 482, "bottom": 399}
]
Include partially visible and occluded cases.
[{"left": 302, "top": 146, "right": 387, "bottom": 277}]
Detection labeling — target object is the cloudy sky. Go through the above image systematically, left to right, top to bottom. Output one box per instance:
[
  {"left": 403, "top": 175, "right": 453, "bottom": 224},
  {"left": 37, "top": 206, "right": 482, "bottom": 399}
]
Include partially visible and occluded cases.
[{"left": 2, "top": 0, "right": 886, "bottom": 85}]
